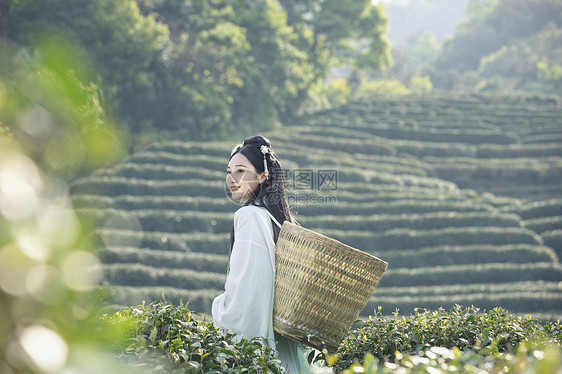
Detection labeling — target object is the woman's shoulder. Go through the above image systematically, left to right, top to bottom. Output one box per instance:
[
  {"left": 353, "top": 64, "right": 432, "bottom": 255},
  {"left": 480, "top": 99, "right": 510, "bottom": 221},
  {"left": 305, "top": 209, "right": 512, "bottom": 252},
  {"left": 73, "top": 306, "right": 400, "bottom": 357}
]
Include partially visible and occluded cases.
[
  {"left": 234, "top": 204, "right": 267, "bottom": 218},
  {"left": 233, "top": 205, "right": 272, "bottom": 233}
]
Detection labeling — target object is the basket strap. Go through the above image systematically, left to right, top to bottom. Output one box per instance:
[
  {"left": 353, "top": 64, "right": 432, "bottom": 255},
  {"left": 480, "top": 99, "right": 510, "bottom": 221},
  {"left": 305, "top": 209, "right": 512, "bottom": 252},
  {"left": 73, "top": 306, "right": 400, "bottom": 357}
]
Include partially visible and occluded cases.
[{"left": 260, "top": 207, "right": 282, "bottom": 229}]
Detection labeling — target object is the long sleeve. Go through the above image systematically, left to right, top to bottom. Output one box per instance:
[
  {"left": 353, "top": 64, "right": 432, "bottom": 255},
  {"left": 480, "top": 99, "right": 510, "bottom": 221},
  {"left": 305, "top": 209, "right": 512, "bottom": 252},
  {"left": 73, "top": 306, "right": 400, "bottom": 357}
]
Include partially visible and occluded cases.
[{"left": 212, "top": 205, "right": 276, "bottom": 348}]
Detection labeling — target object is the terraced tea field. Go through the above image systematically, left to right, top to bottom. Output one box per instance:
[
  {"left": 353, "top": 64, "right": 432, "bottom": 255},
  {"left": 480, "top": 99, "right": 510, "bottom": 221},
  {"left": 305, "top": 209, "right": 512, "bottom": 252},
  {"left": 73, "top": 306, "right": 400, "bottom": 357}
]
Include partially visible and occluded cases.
[{"left": 71, "top": 94, "right": 562, "bottom": 321}]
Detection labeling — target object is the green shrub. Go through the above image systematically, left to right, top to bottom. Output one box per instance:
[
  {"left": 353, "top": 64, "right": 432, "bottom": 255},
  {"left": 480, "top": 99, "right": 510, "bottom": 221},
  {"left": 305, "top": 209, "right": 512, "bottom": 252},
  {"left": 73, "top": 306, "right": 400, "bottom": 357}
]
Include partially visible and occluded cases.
[
  {"left": 303, "top": 123, "right": 518, "bottom": 145},
  {"left": 523, "top": 133, "right": 562, "bottom": 144},
  {"left": 288, "top": 134, "right": 395, "bottom": 156},
  {"left": 148, "top": 141, "right": 232, "bottom": 157},
  {"left": 394, "top": 141, "right": 478, "bottom": 158},
  {"left": 476, "top": 143, "right": 562, "bottom": 158},
  {"left": 130, "top": 152, "right": 227, "bottom": 169},
  {"left": 112, "top": 163, "right": 223, "bottom": 181},
  {"left": 431, "top": 163, "right": 556, "bottom": 185},
  {"left": 323, "top": 165, "right": 427, "bottom": 181},
  {"left": 334, "top": 174, "right": 458, "bottom": 191},
  {"left": 70, "top": 177, "right": 225, "bottom": 197},
  {"left": 332, "top": 189, "right": 466, "bottom": 203},
  {"left": 71, "top": 194, "right": 114, "bottom": 209},
  {"left": 108, "top": 195, "right": 235, "bottom": 213},
  {"left": 512, "top": 199, "right": 562, "bottom": 220},
  {"left": 296, "top": 200, "right": 492, "bottom": 217},
  {"left": 78, "top": 208, "right": 233, "bottom": 234},
  {"left": 299, "top": 211, "right": 521, "bottom": 232},
  {"left": 525, "top": 216, "right": 562, "bottom": 234},
  {"left": 322, "top": 227, "right": 541, "bottom": 252},
  {"left": 93, "top": 229, "right": 229, "bottom": 254},
  {"left": 543, "top": 230, "right": 562, "bottom": 260},
  {"left": 376, "top": 244, "right": 558, "bottom": 269},
  {"left": 98, "top": 247, "right": 228, "bottom": 273},
  {"left": 379, "top": 262, "right": 562, "bottom": 287},
  {"left": 102, "top": 263, "right": 224, "bottom": 289},
  {"left": 377, "top": 280, "right": 562, "bottom": 298},
  {"left": 103, "top": 286, "right": 218, "bottom": 312},
  {"left": 365, "top": 291, "right": 562, "bottom": 317},
  {"left": 105, "top": 299, "right": 285, "bottom": 373},
  {"left": 104, "top": 302, "right": 562, "bottom": 373},
  {"left": 331, "top": 305, "right": 562, "bottom": 371},
  {"left": 337, "top": 342, "right": 562, "bottom": 374}
]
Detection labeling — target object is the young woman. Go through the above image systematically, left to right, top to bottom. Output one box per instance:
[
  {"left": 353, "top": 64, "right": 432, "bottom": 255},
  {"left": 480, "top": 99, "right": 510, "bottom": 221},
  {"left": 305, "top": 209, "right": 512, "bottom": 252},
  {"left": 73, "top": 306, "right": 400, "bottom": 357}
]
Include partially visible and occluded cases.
[{"left": 212, "top": 135, "right": 313, "bottom": 373}]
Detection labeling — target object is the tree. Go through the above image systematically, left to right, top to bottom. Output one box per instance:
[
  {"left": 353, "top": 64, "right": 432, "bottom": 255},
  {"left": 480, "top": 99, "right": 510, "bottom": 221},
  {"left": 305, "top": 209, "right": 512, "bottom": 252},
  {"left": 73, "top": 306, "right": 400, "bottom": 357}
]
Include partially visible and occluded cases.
[
  {"left": 2, "top": 0, "right": 391, "bottom": 143},
  {"left": 3, "top": 0, "right": 169, "bottom": 142},
  {"left": 136, "top": 0, "right": 304, "bottom": 135},
  {"left": 279, "top": 0, "right": 391, "bottom": 116},
  {"left": 433, "top": 0, "right": 562, "bottom": 76}
]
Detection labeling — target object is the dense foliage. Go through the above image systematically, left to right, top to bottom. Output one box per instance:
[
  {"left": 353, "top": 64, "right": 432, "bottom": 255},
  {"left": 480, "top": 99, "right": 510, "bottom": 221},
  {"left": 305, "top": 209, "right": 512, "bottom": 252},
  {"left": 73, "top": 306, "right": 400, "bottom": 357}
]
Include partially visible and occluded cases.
[
  {"left": 1, "top": 0, "right": 390, "bottom": 145},
  {"left": 429, "top": 0, "right": 562, "bottom": 95},
  {"left": 0, "top": 31, "right": 129, "bottom": 373},
  {"left": 106, "top": 299, "right": 286, "bottom": 373},
  {"left": 106, "top": 300, "right": 562, "bottom": 373},
  {"left": 331, "top": 305, "right": 562, "bottom": 372},
  {"left": 337, "top": 343, "right": 562, "bottom": 373}
]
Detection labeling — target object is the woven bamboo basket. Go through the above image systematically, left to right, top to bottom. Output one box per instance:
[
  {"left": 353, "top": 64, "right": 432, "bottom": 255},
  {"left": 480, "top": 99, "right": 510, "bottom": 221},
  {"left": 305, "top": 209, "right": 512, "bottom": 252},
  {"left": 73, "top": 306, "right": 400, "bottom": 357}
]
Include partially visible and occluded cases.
[{"left": 273, "top": 221, "right": 388, "bottom": 351}]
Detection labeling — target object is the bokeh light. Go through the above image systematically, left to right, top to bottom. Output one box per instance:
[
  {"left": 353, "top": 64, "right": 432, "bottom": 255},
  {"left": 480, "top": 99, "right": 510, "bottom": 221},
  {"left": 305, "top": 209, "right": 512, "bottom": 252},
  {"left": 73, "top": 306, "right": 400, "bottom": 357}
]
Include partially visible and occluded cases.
[
  {"left": 0, "top": 33, "right": 128, "bottom": 373},
  {"left": 0, "top": 154, "right": 42, "bottom": 221},
  {"left": 18, "top": 325, "right": 68, "bottom": 373}
]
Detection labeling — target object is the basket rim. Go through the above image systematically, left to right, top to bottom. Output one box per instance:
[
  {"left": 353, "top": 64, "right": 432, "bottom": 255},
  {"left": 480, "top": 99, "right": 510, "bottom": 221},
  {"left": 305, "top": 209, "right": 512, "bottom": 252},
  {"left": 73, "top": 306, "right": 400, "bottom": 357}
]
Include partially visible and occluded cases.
[{"left": 280, "top": 221, "right": 388, "bottom": 269}]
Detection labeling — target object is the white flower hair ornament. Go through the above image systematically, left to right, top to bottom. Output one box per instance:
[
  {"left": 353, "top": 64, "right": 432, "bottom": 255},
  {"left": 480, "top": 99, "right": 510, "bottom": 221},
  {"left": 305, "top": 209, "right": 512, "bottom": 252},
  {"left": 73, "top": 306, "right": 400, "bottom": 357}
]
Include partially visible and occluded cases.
[
  {"left": 230, "top": 143, "right": 244, "bottom": 156},
  {"left": 260, "top": 145, "right": 270, "bottom": 179}
]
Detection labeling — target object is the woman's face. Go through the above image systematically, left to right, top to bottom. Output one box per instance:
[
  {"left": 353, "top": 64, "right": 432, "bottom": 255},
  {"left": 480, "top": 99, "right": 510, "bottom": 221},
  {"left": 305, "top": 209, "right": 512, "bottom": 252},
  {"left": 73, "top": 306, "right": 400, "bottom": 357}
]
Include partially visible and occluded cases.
[{"left": 226, "top": 152, "right": 266, "bottom": 203}]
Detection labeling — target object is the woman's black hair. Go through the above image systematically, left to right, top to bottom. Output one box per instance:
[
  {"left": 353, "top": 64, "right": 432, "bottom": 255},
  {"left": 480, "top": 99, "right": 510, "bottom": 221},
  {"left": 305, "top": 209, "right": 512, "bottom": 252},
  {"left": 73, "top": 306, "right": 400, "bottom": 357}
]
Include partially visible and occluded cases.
[{"left": 228, "top": 135, "right": 295, "bottom": 251}]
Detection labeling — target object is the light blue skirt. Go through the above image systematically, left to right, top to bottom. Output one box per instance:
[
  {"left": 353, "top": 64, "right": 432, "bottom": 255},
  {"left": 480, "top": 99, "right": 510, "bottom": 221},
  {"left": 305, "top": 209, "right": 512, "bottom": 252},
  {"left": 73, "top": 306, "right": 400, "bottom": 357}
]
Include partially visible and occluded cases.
[{"left": 274, "top": 332, "right": 319, "bottom": 373}]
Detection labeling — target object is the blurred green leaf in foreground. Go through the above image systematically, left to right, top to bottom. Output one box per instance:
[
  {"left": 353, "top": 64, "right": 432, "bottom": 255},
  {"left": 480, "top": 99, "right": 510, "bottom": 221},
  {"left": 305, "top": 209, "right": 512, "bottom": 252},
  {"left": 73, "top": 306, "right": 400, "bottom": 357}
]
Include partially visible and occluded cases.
[{"left": 0, "top": 33, "right": 129, "bottom": 373}]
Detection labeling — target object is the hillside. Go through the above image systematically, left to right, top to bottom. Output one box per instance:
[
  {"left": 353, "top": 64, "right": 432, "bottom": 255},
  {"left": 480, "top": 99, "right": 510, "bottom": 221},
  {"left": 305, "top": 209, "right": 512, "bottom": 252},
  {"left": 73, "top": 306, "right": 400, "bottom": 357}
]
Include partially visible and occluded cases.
[{"left": 70, "top": 93, "right": 562, "bottom": 321}]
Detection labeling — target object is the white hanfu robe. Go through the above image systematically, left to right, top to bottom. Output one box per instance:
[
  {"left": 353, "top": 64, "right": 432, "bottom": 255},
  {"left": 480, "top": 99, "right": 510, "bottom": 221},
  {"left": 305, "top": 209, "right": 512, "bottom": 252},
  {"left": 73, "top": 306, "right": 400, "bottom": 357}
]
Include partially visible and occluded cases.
[{"left": 212, "top": 205, "right": 312, "bottom": 373}]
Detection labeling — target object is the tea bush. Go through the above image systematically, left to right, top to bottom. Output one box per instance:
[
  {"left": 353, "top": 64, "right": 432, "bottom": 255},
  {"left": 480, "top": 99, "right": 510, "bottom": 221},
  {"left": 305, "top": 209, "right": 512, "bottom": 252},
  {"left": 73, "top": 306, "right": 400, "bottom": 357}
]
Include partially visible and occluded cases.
[
  {"left": 305, "top": 124, "right": 519, "bottom": 145},
  {"left": 287, "top": 135, "right": 395, "bottom": 156},
  {"left": 149, "top": 141, "right": 232, "bottom": 157},
  {"left": 394, "top": 142, "right": 478, "bottom": 158},
  {"left": 476, "top": 143, "right": 562, "bottom": 158},
  {"left": 130, "top": 152, "right": 226, "bottom": 169},
  {"left": 113, "top": 163, "right": 223, "bottom": 181},
  {"left": 70, "top": 177, "right": 225, "bottom": 197},
  {"left": 72, "top": 193, "right": 114, "bottom": 209},
  {"left": 99, "top": 195, "right": 233, "bottom": 213},
  {"left": 513, "top": 199, "right": 562, "bottom": 220},
  {"left": 297, "top": 200, "right": 491, "bottom": 217},
  {"left": 77, "top": 208, "right": 232, "bottom": 233},
  {"left": 300, "top": 211, "right": 521, "bottom": 232},
  {"left": 525, "top": 216, "right": 562, "bottom": 234},
  {"left": 324, "top": 226, "right": 541, "bottom": 252},
  {"left": 92, "top": 228, "right": 229, "bottom": 253},
  {"left": 543, "top": 230, "right": 562, "bottom": 259},
  {"left": 377, "top": 244, "right": 558, "bottom": 268},
  {"left": 100, "top": 247, "right": 227, "bottom": 273},
  {"left": 379, "top": 262, "right": 562, "bottom": 287},
  {"left": 103, "top": 263, "right": 224, "bottom": 289},
  {"left": 377, "top": 281, "right": 562, "bottom": 298},
  {"left": 105, "top": 287, "right": 217, "bottom": 313},
  {"left": 366, "top": 292, "right": 562, "bottom": 317},
  {"left": 106, "top": 299, "right": 286, "bottom": 373},
  {"left": 105, "top": 301, "right": 562, "bottom": 373},
  {"left": 331, "top": 305, "right": 562, "bottom": 372},
  {"left": 337, "top": 343, "right": 562, "bottom": 374}
]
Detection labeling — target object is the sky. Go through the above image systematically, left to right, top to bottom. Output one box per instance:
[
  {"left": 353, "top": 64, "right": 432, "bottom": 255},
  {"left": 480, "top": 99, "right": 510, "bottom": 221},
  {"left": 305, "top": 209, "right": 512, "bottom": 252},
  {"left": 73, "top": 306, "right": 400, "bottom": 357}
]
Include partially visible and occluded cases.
[
  {"left": 373, "top": 0, "right": 414, "bottom": 5},
  {"left": 375, "top": 0, "right": 469, "bottom": 47}
]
